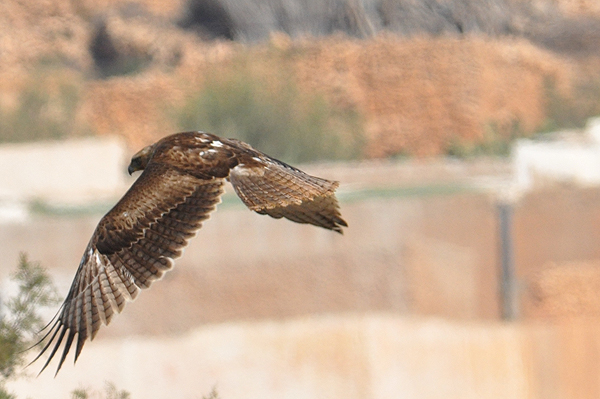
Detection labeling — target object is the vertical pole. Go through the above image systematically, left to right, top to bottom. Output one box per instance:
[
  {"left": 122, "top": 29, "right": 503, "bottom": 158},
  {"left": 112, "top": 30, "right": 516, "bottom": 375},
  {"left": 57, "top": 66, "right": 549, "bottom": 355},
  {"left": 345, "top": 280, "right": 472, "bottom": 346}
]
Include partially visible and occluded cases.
[{"left": 498, "top": 202, "right": 518, "bottom": 320}]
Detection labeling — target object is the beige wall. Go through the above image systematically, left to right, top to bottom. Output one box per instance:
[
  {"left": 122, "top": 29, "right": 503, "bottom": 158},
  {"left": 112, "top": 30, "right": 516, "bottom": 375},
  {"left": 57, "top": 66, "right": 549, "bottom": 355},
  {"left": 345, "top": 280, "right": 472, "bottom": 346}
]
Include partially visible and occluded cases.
[
  {"left": 0, "top": 136, "right": 129, "bottom": 206},
  {"left": 10, "top": 314, "right": 600, "bottom": 399}
]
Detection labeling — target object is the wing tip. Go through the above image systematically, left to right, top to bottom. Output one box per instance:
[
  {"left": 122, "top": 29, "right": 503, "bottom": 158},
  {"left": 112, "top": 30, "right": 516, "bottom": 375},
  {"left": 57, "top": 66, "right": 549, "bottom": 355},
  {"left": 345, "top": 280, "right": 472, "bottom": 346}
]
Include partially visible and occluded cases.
[
  {"left": 332, "top": 217, "right": 348, "bottom": 234},
  {"left": 31, "top": 328, "right": 85, "bottom": 377}
]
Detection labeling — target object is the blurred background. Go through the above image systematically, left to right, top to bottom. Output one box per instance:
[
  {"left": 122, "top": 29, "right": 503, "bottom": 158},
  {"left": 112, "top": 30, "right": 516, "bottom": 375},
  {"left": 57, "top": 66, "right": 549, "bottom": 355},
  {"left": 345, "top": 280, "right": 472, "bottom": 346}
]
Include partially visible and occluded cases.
[{"left": 2, "top": 0, "right": 600, "bottom": 398}]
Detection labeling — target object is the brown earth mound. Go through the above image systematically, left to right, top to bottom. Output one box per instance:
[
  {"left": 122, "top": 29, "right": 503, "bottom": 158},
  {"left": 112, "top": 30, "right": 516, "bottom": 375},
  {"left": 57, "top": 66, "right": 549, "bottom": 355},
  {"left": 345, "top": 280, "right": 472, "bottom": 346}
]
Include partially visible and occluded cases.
[
  {"left": 80, "top": 34, "right": 573, "bottom": 156},
  {"left": 291, "top": 35, "right": 573, "bottom": 156}
]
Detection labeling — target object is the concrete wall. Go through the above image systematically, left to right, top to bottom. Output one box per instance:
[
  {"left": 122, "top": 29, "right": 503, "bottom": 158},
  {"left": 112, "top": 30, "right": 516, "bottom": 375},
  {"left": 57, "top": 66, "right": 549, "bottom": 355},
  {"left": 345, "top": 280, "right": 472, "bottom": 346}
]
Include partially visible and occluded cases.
[
  {"left": 513, "top": 117, "right": 600, "bottom": 192},
  {"left": 0, "top": 136, "right": 129, "bottom": 208},
  {"left": 5, "top": 178, "right": 600, "bottom": 332},
  {"left": 0, "top": 189, "right": 502, "bottom": 335}
]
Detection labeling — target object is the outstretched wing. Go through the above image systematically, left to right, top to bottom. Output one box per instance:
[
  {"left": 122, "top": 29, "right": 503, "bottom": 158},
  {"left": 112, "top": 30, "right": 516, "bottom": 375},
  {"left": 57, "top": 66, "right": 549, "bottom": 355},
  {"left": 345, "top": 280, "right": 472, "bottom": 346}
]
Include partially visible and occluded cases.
[
  {"left": 32, "top": 130, "right": 347, "bottom": 375},
  {"left": 228, "top": 155, "right": 347, "bottom": 233},
  {"left": 32, "top": 163, "right": 225, "bottom": 375}
]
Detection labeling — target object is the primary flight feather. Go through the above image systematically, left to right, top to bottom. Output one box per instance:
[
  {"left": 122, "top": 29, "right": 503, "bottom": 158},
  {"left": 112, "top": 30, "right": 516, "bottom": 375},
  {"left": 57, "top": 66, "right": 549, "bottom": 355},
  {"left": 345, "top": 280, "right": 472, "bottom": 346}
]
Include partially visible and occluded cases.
[{"left": 31, "top": 131, "right": 346, "bottom": 375}]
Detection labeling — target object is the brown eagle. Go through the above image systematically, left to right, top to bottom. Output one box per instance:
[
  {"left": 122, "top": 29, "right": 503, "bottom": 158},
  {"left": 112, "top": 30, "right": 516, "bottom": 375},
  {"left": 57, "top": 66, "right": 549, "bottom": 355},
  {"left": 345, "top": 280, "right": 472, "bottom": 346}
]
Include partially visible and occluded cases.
[{"left": 32, "top": 131, "right": 346, "bottom": 375}]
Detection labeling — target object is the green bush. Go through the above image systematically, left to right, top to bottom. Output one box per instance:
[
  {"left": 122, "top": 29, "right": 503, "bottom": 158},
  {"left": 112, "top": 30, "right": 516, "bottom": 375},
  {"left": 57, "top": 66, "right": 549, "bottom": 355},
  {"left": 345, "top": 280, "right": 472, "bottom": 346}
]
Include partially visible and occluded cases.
[
  {"left": 0, "top": 65, "right": 90, "bottom": 144},
  {"left": 174, "top": 66, "right": 364, "bottom": 163},
  {"left": 447, "top": 75, "right": 600, "bottom": 158},
  {"left": 538, "top": 76, "right": 600, "bottom": 133},
  {"left": 446, "top": 120, "right": 522, "bottom": 158},
  {"left": 0, "top": 254, "right": 59, "bottom": 397},
  {"left": 0, "top": 255, "right": 133, "bottom": 399},
  {"left": 71, "top": 382, "right": 131, "bottom": 399}
]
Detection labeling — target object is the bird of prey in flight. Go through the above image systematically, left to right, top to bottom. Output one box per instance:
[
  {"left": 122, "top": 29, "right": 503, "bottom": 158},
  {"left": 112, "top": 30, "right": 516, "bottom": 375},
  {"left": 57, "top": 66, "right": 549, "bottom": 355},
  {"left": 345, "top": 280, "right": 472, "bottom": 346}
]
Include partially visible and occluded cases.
[{"left": 31, "top": 131, "right": 347, "bottom": 375}]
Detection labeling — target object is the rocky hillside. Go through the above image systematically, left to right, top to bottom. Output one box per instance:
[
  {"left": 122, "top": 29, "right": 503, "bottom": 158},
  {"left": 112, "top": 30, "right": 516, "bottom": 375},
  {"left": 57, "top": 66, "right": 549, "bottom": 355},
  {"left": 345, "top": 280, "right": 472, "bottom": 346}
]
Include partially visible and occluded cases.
[{"left": 1, "top": 0, "right": 600, "bottom": 158}]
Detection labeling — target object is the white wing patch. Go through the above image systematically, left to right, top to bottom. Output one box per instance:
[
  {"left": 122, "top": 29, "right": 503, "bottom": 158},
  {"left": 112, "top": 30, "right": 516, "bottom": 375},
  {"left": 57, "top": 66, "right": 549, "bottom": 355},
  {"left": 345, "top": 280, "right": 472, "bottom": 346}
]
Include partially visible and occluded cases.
[
  {"left": 194, "top": 134, "right": 209, "bottom": 143},
  {"left": 231, "top": 163, "right": 265, "bottom": 177},
  {"left": 94, "top": 250, "right": 102, "bottom": 266}
]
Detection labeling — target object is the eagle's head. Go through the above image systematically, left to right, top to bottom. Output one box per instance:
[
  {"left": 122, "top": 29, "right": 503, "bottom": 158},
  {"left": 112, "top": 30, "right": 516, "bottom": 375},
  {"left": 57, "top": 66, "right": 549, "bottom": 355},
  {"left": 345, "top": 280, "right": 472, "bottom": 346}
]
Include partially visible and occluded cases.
[{"left": 128, "top": 144, "right": 155, "bottom": 175}]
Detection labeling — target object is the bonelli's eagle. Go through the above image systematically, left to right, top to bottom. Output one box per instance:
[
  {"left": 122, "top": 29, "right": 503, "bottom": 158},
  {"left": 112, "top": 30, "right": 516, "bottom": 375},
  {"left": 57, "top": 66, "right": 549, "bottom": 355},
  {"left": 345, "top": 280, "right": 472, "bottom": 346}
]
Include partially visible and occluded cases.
[{"left": 32, "top": 131, "right": 346, "bottom": 374}]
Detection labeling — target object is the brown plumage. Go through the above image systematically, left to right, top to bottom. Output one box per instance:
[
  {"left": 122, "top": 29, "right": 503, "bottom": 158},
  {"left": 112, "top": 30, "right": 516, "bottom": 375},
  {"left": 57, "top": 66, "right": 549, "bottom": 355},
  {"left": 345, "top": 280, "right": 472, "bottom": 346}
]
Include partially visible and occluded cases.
[{"left": 31, "top": 131, "right": 346, "bottom": 375}]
